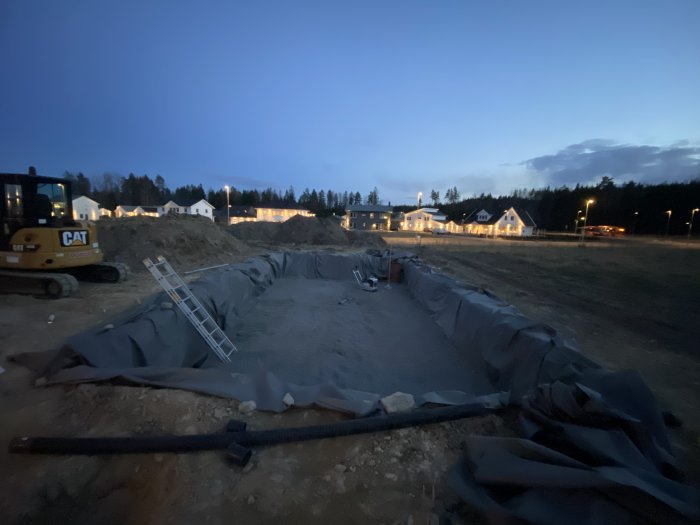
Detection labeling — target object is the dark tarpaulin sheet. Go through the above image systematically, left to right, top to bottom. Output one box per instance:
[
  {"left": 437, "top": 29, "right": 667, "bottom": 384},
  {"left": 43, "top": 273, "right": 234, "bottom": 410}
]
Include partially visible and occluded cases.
[{"left": 11, "top": 251, "right": 699, "bottom": 523}]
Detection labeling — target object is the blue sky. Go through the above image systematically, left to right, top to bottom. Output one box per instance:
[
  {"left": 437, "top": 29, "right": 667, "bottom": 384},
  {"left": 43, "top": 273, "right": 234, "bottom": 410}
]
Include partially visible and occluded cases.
[{"left": 1, "top": 0, "right": 698, "bottom": 203}]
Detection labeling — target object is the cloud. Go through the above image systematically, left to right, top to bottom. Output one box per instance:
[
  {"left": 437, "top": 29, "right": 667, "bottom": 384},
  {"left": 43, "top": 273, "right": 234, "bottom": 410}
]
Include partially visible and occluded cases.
[{"left": 524, "top": 139, "right": 700, "bottom": 187}]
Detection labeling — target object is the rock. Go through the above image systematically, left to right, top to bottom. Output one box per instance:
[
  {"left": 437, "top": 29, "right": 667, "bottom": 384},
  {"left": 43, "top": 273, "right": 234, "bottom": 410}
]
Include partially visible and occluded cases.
[
  {"left": 47, "top": 314, "right": 55, "bottom": 324},
  {"left": 103, "top": 323, "right": 114, "bottom": 331},
  {"left": 34, "top": 377, "right": 47, "bottom": 387},
  {"left": 282, "top": 392, "right": 295, "bottom": 406},
  {"left": 380, "top": 392, "right": 415, "bottom": 413},
  {"left": 238, "top": 400, "right": 256, "bottom": 415},
  {"left": 214, "top": 407, "right": 227, "bottom": 419},
  {"left": 334, "top": 464, "right": 347, "bottom": 473},
  {"left": 270, "top": 473, "right": 284, "bottom": 483},
  {"left": 385, "top": 473, "right": 398, "bottom": 481},
  {"left": 211, "top": 480, "right": 223, "bottom": 496},
  {"left": 46, "top": 482, "right": 62, "bottom": 501},
  {"left": 247, "top": 495, "right": 256, "bottom": 505}
]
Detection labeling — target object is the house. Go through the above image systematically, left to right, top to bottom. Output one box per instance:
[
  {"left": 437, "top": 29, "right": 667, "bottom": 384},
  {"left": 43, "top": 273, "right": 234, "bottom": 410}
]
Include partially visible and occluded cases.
[
  {"left": 72, "top": 195, "right": 100, "bottom": 221},
  {"left": 162, "top": 199, "right": 215, "bottom": 221},
  {"left": 253, "top": 201, "right": 314, "bottom": 223},
  {"left": 225, "top": 202, "right": 314, "bottom": 225},
  {"left": 114, "top": 205, "right": 164, "bottom": 218},
  {"left": 114, "top": 205, "right": 139, "bottom": 218},
  {"left": 227, "top": 205, "right": 257, "bottom": 225},
  {"left": 344, "top": 205, "right": 393, "bottom": 230},
  {"left": 465, "top": 207, "right": 537, "bottom": 237},
  {"left": 496, "top": 207, "right": 537, "bottom": 236},
  {"left": 98, "top": 208, "right": 112, "bottom": 218},
  {"left": 402, "top": 208, "right": 451, "bottom": 232},
  {"left": 464, "top": 209, "right": 499, "bottom": 236}
]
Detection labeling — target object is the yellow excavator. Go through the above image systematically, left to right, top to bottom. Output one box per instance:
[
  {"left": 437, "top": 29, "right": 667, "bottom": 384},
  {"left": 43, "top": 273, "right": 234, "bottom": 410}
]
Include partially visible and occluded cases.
[{"left": 1, "top": 167, "right": 129, "bottom": 298}]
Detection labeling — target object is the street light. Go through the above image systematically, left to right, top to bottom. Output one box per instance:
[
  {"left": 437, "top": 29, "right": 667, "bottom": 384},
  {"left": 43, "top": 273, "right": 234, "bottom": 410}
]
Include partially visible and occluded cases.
[
  {"left": 224, "top": 185, "right": 230, "bottom": 225},
  {"left": 417, "top": 192, "right": 422, "bottom": 209},
  {"left": 580, "top": 199, "right": 594, "bottom": 243},
  {"left": 688, "top": 208, "right": 699, "bottom": 239},
  {"left": 573, "top": 209, "right": 583, "bottom": 232},
  {"left": 665, "top": 210, "right": 672, "bottom": 237},
  {"left": 631, "top": 211, "right": 639, "bottom": 235}
]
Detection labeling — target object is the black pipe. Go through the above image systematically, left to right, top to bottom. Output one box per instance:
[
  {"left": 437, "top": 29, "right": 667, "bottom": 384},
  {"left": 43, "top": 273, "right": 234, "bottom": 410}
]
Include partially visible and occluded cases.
[{"left": 9, "top": 402, "right": 499, "bottom": 459}]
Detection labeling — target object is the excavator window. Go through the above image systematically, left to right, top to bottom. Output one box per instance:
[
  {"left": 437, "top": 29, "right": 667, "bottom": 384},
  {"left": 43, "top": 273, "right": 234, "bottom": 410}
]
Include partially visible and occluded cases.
[
  {"left": 35, "top": 182, "right": 68, "bottom": 219},
  {"left": 4, "top": 184, "right": 23, "bottom": 218}
]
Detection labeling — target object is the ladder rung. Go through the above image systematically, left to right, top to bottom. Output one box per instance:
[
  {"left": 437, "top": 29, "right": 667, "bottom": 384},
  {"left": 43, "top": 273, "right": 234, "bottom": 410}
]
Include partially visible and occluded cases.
[{"left": 143, "top": 255, "right": 238, "bottom": 363}]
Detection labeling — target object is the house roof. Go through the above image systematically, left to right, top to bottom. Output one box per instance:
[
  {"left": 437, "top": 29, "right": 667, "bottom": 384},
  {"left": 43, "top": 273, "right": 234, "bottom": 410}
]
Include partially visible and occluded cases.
[
  {"left": 73, "top": 195, "right": 99, "bottom": 205},
  {"left": 164, "top": 198, "right": 214, "bottom": 208},
  {"left": 255, "top": 200, "right": 308, "bottom": 211},
  {"left": 347, "top": 204, "right": 393, "bottom": 212},
  {"left": 116, "top": 205, "right": 139, "bottom": 212},
  {"left": 228, "top": 205, "right": 256, "bottom": 217},
  {"left": 141, "top": 206, "right": 161, "bottom": 213},
  {"left": 407, "top": 207, "right": 446, "bottom": 217},
  {"left": 469, "top": 207, "right": 537, "bottom": 227},
  {"left": 513, "top": 208, "right": 537, "bottom": 227},
  {"left": 468, "top": 215, "right": 500, "bottom": 225}
]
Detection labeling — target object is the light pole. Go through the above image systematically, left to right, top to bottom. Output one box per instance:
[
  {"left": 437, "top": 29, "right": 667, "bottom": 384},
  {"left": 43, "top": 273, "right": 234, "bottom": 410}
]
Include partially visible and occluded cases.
[
  {"left": 224, "top": 185, "right": 230, "bottom": 225},
  {"left": 417, "top": 192, "right": 422, "bottom": 209},
  {"left": 580, "top": 199, "right": 594, "bottom": 243},
  {"left": 688, "top": 208, "right": 699, "bottom": 239},
  {"left": 573, "top": 209, "right": 582, "bottom": 233},
  {"left": 665, "top": 210, "right": 672, "bottom": 237},
  {"left": 631, "top": 211, "right": 639, "bottom": 235}
]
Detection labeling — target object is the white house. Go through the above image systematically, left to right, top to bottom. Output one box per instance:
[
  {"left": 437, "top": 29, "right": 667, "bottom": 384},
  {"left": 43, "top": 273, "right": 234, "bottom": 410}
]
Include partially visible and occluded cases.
[
  {"left": 72, "top": 196, "right": 100, "bottom": 221},
  {"left": 162, "top": 199, "right": 215, "bottom": 221},
  {"left": 188, "top": 199, "right": 215, "bottom": 221},
  {"left": 226, "top": 201, "right": 313, "bottom": 225},
  {"left": 254, "top": 201, "right": 314, "bottom": 224},
  {"left": 114, "top": 205, "right": 164, "bottom": 218},
  {"left": 465, "top": 207, "right": 537, "bottom": 237},
  {"left": 496, "top": 207, "right": 537, "bottom": 236},
  {"left": 402, "top": 208, "right": 452, "bottom": 232}
]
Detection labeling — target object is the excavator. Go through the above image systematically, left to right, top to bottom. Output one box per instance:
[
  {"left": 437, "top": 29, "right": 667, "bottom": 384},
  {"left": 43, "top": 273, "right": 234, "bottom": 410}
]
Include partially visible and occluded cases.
[{"left": 0, "top": 167, "right": 129, "bottom": 298}]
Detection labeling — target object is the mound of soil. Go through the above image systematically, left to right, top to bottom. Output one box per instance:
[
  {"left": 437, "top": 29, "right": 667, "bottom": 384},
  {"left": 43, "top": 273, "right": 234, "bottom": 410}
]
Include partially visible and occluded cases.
[
  {"left": 97, "top": 214, "right": 248, "bottom": 272},
  {"left": 229, "top": 215, "right": 386, "bottom": 247}
]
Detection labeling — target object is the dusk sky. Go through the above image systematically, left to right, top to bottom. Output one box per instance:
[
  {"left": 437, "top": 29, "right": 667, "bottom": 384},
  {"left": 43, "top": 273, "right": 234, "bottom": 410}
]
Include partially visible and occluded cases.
[{"left": 1, "top": 0, "right": 699, "bottom": 204}]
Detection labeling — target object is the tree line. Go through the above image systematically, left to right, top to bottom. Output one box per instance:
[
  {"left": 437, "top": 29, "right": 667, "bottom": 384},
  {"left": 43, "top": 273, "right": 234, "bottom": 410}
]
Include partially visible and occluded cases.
[
  {"left": 65, "top": 170, "right": 700, "bottom": 235},
  {"left": 64, "top": 171, "right": 381, "bottom": 217},
  {"left": 408, "top": 176, "right": 700, "bottom": 236}
]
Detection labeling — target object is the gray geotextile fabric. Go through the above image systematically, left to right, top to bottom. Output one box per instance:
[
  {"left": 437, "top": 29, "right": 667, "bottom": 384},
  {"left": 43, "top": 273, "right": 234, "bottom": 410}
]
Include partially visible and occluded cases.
[{"left": 11, "top": 250, "right": 699, "bottom": 523}]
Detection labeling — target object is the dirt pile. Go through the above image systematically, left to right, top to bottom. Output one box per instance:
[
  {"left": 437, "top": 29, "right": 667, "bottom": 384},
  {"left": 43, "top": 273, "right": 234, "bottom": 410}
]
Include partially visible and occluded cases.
[
  {"left": 97, "top": 214, "right": 249, "bottom": 272},
  {"left": 229, "top": 215, "right": 386, "bottom": 247}
]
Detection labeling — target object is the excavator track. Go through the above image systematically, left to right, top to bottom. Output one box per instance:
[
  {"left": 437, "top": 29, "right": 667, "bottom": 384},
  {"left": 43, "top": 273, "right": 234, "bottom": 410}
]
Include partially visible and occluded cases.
[
  {"left": 67, "top": 262, "right": 131, "bottom": 283},
  {"left": 0, "top": 263, "right": 129, "bottom": 299},
  {"left": 0, "top": 270, "right": 79, "bottom": 299}
]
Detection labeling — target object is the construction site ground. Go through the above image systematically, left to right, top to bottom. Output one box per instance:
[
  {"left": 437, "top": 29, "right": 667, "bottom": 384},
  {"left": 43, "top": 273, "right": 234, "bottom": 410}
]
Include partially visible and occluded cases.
[{"left": 1, "top": 221, "right": 698, "bottom": 524}]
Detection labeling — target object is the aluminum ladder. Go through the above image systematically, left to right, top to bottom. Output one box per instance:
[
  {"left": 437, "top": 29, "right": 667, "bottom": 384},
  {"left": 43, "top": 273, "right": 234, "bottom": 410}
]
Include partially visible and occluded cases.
[{"left": 143, "top": 256, "right": 237, "bottom": 363}]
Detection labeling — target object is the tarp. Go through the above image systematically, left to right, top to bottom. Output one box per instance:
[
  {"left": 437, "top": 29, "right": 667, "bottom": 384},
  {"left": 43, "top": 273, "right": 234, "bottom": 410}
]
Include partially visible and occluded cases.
[{"left": 11, "top": 251, "right": 698, "bottom": 523}]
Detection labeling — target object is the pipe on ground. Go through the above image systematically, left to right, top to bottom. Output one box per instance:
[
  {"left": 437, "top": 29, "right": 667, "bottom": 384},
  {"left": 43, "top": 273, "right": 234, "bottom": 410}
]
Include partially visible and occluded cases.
[{"left": 9, "top": 402, "right": 500, "bottom": 466}]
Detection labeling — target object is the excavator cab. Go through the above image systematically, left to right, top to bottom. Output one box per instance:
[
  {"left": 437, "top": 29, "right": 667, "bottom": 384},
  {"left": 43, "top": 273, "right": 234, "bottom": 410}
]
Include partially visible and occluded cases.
[{"left": 0, "top": 168, "right": 128, "bottom": 297}]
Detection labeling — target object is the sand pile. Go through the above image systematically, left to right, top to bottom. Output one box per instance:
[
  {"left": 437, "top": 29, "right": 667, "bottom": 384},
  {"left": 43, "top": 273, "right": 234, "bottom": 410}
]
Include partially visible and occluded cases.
[
  {"left": 97, "top": 214, "right": 249, "bottom": 272},
  {"left": 229, "top": 215, "right": 386, "bottom": 247}
]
